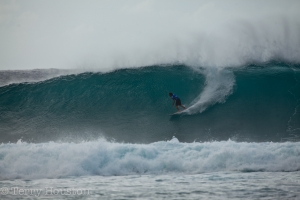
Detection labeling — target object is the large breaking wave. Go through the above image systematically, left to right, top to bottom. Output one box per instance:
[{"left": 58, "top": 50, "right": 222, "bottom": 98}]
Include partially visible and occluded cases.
[{"left": 0, "top": 63, "right": 299, "bottom": 143}]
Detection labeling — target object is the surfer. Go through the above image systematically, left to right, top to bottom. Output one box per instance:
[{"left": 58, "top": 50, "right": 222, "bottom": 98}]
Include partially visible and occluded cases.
[{"left": 169, "top": 92, "right": 186, "bottom": 112}]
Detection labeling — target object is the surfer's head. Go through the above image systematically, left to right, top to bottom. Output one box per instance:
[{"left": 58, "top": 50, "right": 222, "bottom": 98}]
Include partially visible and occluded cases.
[{"left": 169, "top": 92, "right": 173, "bottom": 97}]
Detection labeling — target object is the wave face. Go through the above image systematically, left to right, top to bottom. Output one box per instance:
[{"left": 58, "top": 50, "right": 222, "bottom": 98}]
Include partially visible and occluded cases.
[
  {"left": 0, "top": 63, "right": 299, "bottom": 143},
  {"left": 0, "top": 138, "right": 299, "bottom": 180}
]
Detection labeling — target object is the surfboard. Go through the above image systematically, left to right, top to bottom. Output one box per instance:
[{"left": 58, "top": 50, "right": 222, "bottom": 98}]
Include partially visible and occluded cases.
[
  {"left": 169, "top": 106, "right": 188, "bottom": 116},
  {"left": 169, "top": 110, "right": 186, "bottom": 116},
  {"left": 169, "top": 112, "right": 181, "bottom": 116}
]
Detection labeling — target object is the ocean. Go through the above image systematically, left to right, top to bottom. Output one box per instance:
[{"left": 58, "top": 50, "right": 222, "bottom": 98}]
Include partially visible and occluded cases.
[
  {"left": 1, "top": 0, "right": 300, "bottom": 199},
  {"left": 0, "top": 63, "right": 300, "bottom": 199}
]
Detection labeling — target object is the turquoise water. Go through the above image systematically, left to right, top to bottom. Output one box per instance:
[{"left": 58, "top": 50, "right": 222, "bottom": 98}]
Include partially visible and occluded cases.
[
  {"left": 1, "top": 1, "right": 300, "bottom": 199},
  {"left": 0, "top": 63, "right": 300, "bottom": 199},
  {"left": 0, "top": 64, "right": 299, "bottom": 143}
]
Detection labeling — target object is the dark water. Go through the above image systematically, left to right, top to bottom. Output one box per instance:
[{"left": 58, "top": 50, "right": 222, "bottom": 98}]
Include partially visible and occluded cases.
[{"left": 0, "top": 63, "right": 299, "bottom": 143}]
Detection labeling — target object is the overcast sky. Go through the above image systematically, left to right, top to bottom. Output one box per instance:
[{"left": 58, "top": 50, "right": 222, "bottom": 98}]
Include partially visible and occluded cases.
[{"left": 0, "top": 0, "right": 299, "bottom": 71}]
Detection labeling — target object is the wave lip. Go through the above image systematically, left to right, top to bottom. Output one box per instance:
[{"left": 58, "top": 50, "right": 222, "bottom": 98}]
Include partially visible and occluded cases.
[
  {"left": 0, "top": 69, "right": 72, "bottom": 87},
  {"left": 0, "top": 138, "right": 299, "bottom": 180}
]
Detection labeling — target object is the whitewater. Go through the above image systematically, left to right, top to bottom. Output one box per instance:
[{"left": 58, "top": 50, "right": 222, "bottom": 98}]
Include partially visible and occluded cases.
[
  {"left": 1, "top": 0, "right": 300, "bottom": 199},
  {"left": 0, "top": 138, "right": 300, "bottom": 199},
  {"left": 1, "top": 138, "right": 300, "bottom": 180}
]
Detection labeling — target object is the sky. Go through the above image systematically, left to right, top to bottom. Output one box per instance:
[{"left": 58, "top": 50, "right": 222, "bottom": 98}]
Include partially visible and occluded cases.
[{"left": 0, "top": 0, "right": 299, "bottom": 71}]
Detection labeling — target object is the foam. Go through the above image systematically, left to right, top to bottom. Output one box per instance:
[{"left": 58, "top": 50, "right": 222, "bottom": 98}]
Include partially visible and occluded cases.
[
  {"left": 0, "top": 1, "right": 299, "bottom": 71},
  {"left": 184, "top": 68, "right": 235, "bottom": 114},
  {"left": 0, "top": 69, "right": 72, "bottom": 87},
  {"left": 0, "top": 138, "right": 299, "bottom": 180}
]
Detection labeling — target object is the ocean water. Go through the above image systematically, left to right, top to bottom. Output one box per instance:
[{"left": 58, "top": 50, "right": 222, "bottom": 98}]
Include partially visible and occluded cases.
[
  {"left": 1, "top": 1, "right": 300, "bottom": 199},
  {"left": 0, "top": 64, "right": 300, "bottom": 199},
  {"left": 0, "top": 64, "right": 299, "bottom": 143},
  {"left": 1, "top": 172, "right": 300, "bottom": 199}
]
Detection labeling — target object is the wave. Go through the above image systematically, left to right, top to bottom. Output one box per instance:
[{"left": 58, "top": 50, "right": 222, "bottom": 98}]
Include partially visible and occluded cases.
[
  {"left": 0, "top": 63, "right": 299, "bottom": 143},
  {"left": 0, "top": 69, "right": 72, "bottom": 87},
  {"left": 0, "top": 138, "right": 299, "bottom": 180}
]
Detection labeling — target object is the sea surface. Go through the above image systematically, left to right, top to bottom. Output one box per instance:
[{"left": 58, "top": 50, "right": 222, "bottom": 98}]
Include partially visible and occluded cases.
[
  {"left": 1, "top": 0, "right": 300, "bottom": 199},
  {"left": 0, "top": 63, "right": 300, "bottom": 199}
]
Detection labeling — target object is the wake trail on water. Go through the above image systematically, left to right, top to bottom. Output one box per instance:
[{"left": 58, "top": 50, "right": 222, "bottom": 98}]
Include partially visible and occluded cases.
[{"left": 182, "top": 67, "right": 235, "bottom": 115}]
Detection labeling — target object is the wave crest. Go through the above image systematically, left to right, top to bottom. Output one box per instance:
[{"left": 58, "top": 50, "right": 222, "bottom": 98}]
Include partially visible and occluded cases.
[{"left": 0, "top": 139, "right": 299, "bottom": 180}]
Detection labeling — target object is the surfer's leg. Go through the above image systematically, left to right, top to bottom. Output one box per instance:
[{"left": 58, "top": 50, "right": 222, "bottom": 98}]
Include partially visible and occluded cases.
[
  {"left": 177, "top": 99, "right": 185, "bottom": 110},
  {"left": 176, "top": 106, "right": 180, "bottom": 112}
]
